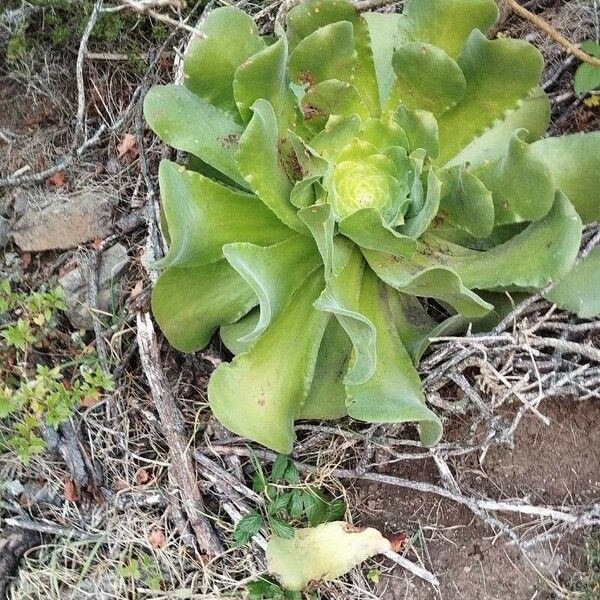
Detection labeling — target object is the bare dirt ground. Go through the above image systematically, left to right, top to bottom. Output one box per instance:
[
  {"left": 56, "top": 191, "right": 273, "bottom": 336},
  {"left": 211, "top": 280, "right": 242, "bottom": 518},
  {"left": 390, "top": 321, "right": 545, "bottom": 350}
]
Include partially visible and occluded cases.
[{"left": 0, "top": 1, "right": 599, "bottom": 599}]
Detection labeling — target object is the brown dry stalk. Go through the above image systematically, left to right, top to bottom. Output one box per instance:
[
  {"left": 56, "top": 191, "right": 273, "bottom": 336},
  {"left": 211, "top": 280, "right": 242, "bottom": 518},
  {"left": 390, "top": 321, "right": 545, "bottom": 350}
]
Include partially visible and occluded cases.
[{"left": 504, "top": 0, "right": 600, "bottom": 67}]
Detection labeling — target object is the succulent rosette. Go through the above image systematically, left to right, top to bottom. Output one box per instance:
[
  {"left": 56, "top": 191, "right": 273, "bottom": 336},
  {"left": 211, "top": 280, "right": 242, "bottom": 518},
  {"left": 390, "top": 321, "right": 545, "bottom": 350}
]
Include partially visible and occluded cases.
[{"left": 144, "top": 0, "right": 600, "bottom": 453}]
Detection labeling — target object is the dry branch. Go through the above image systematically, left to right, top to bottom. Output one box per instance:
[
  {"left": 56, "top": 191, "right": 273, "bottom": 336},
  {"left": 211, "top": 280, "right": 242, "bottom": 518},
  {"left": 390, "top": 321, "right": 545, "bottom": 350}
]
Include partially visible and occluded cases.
[{"left": 136, "top": 312, "right": 223, "bottom": 555}]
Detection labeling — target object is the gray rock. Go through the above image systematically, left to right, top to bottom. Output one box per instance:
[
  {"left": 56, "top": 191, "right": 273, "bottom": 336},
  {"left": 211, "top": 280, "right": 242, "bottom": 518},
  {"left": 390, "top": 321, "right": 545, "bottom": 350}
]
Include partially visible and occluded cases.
[
  {"left": 10, "top": 189, "right": 115, "bottom": 252},
  {"left": 0, "top": 216, "right": 9, "bottom": 249},
  {"left": 59, "top": 243, "right": 128, "bottom": 330}
]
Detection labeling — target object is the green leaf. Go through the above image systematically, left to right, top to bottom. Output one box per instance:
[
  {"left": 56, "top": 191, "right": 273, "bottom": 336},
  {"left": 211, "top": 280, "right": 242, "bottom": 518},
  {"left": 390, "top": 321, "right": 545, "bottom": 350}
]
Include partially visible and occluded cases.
[
  {"left": 286, "top": 0, "right": 380, "bottom": 114},
  {"left": 398, "top": 0, "right": 499, "bottom": 58},
  {"left": 183, "top": 6, "right": 265, "bottom": 119},
  {"left": 363, "top": 12, "right": 403, "bottom": 105},
  {"left": 288, "top": 21, "right": 357, "bottom": 87},
  {"left": 437, "top": 30, "right": 543, "bottom": 164},
  {"left": 233, "top": 37, "right": 297, "bottom": 131},
  {"left": 574, "top": 41, "right": 600, "bottom": 95},
  {"left": 390, "top": 42, "right": 466, "bottom": 114},
  {"left": 300, "top": 80, "right": 368, "bottom": 132},
  {"left": 143, "top": 85, "right": 249, "bottom": 189},
  {"left": 445, "top": 86, "right": 550, "bottom": 168},
  {"left": 237, "top": 99, "right": 306, "bottom": 233},
  {"left": 394, "top": 105, "right": 439, "bottom": 158},
  {"left": 474, "top": 130, "right": 555, "bottom": 225},
  {"left": 530, "top": 132, "right": 600, "bottom": 224},
  {"left": 157, "top": 160, "right": 292, "bottom": 270},
  {"left": 437, "top": 165, "right": 494, "bottom": 238},
  {"left": 400, "top": 169, "right": 442, "bottom": 238},
  {"left": 432, "top": 191, "right": 582, "bottom": 289},
  {"left": 298, "top": 204, "right": 335, "bottom": 280},
  {"left": 223, "top": 236, "right": 322, "bottom": 344},
  {"left": 314, "top": 246, "right": 376, "bottom": 385},
  {"left": 546, "top": 247, "right": 600, "bottom": 318},
  {"left": 152, "top": 261, "right": 256, "bottom": 352},
  {"left": 345, "top": 269, "right": 443, "bottom": 446},
  {"left": 208, "top": 270, "right": 328, "bottom": 453},
  {"left": 220, "top": 309, "right": 259, "bottom": 355},
  {"left": 298, "top": 317, "right": 350, "bottom": 420},
  {"left": 271, "top": 455, "right": 291, "bottom": 481},
  {"left": 302, "top": 489, "right": 329, "bottom": 526},
  {"left": 289, "top": 490, "right": 305, "bottom": 519},
  {"left": 234, "top": 511, "right": 263, "bottom": 546},
  {"left": 269, "top": 517, "right": 296, "bottom": 540},
  {"left": 266, "top": 521, "right": 391, "bottom": 591}
]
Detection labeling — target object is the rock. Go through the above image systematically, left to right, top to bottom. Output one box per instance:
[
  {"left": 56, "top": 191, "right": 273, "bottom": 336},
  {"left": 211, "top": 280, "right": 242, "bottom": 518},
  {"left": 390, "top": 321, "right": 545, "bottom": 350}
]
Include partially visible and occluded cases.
[
  {"left": 10, "top": 189, "right": 115, "bottom": 252},
  {"left": 0, "top": 216, "right": 9, "bottom": 249},
  {"left": 59, "top": 243, "right": 128, "bottom": 330}
]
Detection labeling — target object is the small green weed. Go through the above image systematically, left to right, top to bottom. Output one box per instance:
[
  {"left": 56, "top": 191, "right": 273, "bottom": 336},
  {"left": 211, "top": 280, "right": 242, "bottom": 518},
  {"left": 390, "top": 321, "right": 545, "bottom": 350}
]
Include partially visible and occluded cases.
[
  {"left": 0, "top": 279, "right": 113, "bottom": 464},
  {"left": 233, "top": 454, "right": 346, "bottom": 598},
  {"left": 567, "top": 537, "right": 600, "bottom": 599},
  {"left": 118, "top": 555, "right": 163, "bottom": 590}
]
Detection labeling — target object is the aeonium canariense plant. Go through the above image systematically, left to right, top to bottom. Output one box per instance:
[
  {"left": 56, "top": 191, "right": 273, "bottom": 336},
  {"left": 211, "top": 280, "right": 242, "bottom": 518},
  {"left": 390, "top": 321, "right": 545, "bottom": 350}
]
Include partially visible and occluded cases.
[{"left": 144, "top": 0, "right": 600, "bottom": 454}]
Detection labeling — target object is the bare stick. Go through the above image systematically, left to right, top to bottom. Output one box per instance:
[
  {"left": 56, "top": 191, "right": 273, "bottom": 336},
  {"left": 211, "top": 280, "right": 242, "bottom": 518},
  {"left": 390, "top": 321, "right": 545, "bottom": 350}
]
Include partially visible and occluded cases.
[
  {"left": 75, "top": 0, "right": 103, "bottom": 144},
  {"left": 504, "top": 0, "right": 600, "bottom": 67},
  {"left": 136, "top": 312, "right": 223, "bottom": 555},
  {"left": 382, "top": 551, "right": 439, "bottom": 587}
]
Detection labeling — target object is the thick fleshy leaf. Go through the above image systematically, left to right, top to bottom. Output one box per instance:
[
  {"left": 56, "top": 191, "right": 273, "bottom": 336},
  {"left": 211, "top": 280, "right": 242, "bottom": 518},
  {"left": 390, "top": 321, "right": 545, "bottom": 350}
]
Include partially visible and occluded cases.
[
  {"left": 286, "top": 0, "right": 380, "bottom": 114},
  {"left": 398, "top": 0, "right": 499, "bottom": 58},
  {"left": 183, "top": 7, "right": 265, "bottom": 119},
  {"left": 363, "top": 12, "right": 403, "bottom": 104},
  {"left": 288, "top": 21, "right": 357, "bottom": 87},
  {"left": 437, "top": 30, "right": 543, "bottom": 164},
  {"left": 233, "top": 37, "right": 296, "bottom": 131},
  {"left": 390, "top": 42, "right": 466, "bottom": 114},
  {"left": 301, "top": 80, "right": 369, "bottom": 131},
  {"left": 144, "top": 85, "right": 249, "bottom": 189},
  {"left": 445, "top": 86, "right": 550, "bottom": 168},
  {"left": 237, "top": 99, "right": 306, "bottom": 232},
  {"left": 394, "top": 105, "right": 439, "bottom": 158},
  {"left": 310, "top": 114, "right": 361, "bottom": 159},
  {"left": 280, "top": 130, "right": 329, "bottom": 181},
  {"left": 474, "top": 130, "right": 555, "bottom": 224},
  {"left": 531, "top": 132, "right": 600, "bottom": 224},
  {"left": 157, "top": 160, "right": 292, "bottom": 270},
  {"left": 437, "top": 165, "right": 494, "bottom": 238},
  {"left": 400, "top": 169, "right": 442, "bottom": 238},
  {"left": 430, "top": 191, "right": 582, "bottom": 289},
  {"left": 298, "top": 204, "right": 336, "bottom": 280},
  {"left": 340, "top": 208, "right": 417, "bottom": 257},
  {"left": 222, "top": 236, "right": 322, "bottom": 344},
  {"left": 314, "top": 246, "right": 376, "bottom": 385},
  {"left": 546, "top": 247, "right": 600, "bottom": 318},
  {"left": 361, "top": 249, "right": 492, "bottom": 317},
  {"left": 152, "top": 261, "right": 256, "bottom": 352},
  {"left": 208, "top": 270, "right": 328, "bottom": 453},
  {"left": 345, "top": 270, "right": 443, "bottom": 445},
  {"left": 220, "top": 309, "right": 259, "bottom": 355},
  {"left": 299, "top": 318, "right": 351, "bottom": 419},
  {"left": 267, "top": 521, "right": 391, "bottom": 591}
]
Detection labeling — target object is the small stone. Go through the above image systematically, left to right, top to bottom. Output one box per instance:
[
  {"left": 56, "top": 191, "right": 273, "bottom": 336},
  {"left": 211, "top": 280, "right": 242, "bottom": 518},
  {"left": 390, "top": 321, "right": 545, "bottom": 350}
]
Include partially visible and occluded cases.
[
  {"left": 10, "top": 189, "right": 116, "bottom": 252},
  {"left": 59, "top": 243, "right": 129, "bottom": 330}
]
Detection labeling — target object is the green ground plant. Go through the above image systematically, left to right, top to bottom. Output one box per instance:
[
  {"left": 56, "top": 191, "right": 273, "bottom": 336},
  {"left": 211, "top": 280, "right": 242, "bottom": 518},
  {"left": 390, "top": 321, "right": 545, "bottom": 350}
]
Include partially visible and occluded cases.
[
  {"left": 145, "top": 0, "right": 600, "bottom": 457},
  {"left": 0, "top": 279, "right": 113, "bottom": 464}
]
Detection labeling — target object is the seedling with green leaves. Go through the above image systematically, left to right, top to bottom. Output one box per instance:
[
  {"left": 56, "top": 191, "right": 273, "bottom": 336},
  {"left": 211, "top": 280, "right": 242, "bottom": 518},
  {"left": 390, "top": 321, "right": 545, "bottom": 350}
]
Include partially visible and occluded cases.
[
  {"left": 144, "top": 0, "right": 600, "bottom": 456},
  {"left": 0, "top": 279, "right": 113, "bottom": 463},
  {"left": 233, "top": 454, "right": 346, "bottom": 546}
]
